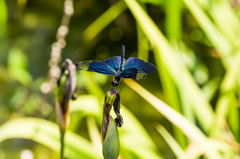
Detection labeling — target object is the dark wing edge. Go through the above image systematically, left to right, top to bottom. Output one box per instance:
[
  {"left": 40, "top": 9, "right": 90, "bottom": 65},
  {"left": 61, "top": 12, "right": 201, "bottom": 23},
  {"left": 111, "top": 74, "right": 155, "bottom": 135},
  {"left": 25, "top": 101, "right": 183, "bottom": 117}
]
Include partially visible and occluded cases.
[{"left": 76, "top": 60, "right": 116, "bottom": 75}]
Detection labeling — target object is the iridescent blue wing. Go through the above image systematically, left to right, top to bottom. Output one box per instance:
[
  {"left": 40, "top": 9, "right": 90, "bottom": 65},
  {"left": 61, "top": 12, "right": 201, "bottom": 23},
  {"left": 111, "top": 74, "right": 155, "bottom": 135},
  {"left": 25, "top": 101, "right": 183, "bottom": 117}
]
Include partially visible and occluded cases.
[
  {"left": 102, "top": 56, "right": 125, "bottom": 71},
  {"left": 123, "top": 57, "right": 156, "bottom": 73},
  {"left": 76, "top": 60, "right": 116, "bottom": 75},
  {"left": 119, "top": 68, "right": 146, "bottom": 80}
]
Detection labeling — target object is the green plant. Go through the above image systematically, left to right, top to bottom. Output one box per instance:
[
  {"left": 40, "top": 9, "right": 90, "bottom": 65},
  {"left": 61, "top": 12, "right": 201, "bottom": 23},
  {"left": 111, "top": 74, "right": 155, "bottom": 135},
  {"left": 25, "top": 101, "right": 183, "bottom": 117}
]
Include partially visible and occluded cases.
[{"left": 0, "top": 0, "right": 240, "bottom": 158}]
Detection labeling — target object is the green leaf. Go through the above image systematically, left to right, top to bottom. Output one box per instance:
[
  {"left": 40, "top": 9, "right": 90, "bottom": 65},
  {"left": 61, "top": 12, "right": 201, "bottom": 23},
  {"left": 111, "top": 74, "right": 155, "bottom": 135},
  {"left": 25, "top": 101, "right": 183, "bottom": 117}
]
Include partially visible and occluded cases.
[
  {"left": 0, "top": 0, "right": 7, "bottom": 57},
  {"left": 0, "top": 0, "right": 7, "bottom": 42},
  {"left": 124, "top": 0, "right": 215, "bottom": 134},
  {"left": 165, "top": 0, "right": 182, "bottom": 41},
  {"left": 182, "top": 0, "right": 232, "bottom": 62},
  {"left": 82, "top": 1, "right": 127, "bottom": 42},
  {"left": 8, "top": 48, "right": 32, "bottom": 86},
  {"left": 212, "top": 52, "right": 240, "bottom": 138},
  {"left": 71, "top": 74, "right": 163, "bottom": 159},
  {"left": 124, "top": 79, "right": 224, "bottom": 158},
  {"left": 102, "top": 116, "right": 120, "bottom": 159},
  {"left": 0, "top": 118, "right": 100, "bottom": 159},
  {"left": 156, "top": 125, "right": 187, "bottom": 159}
]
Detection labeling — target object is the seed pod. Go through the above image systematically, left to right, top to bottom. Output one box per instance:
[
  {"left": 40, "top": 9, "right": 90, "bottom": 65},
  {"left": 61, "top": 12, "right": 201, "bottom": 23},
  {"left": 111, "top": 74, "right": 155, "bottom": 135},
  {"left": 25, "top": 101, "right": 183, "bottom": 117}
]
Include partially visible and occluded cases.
[
  {"left": 56, "top": 59, "right": 77, "bottom": 133},
  {"left": 101, "top": 88, "right": 120, "bottom": 159}
]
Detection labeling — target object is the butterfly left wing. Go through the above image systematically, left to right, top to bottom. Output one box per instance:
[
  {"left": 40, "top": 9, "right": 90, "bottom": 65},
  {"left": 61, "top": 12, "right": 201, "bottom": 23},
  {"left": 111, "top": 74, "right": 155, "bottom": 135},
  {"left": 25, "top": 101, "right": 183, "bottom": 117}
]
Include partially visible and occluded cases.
[{"left": 76, "top": 60, "right": 116, "bottom": 75}]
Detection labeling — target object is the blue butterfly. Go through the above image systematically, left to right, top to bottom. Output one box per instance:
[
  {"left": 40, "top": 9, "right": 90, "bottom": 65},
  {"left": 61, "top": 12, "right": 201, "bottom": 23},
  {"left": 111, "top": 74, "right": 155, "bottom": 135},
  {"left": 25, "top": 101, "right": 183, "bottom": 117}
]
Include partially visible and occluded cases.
[{"left": 76, "top": 46, "right": 156, "bottom": 87}]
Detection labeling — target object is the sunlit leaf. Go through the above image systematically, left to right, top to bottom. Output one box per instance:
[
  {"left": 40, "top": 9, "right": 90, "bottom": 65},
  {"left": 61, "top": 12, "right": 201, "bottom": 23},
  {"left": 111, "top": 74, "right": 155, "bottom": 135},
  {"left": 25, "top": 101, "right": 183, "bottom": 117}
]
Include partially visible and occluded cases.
[
  {"left": 124, "top": 0, "right": 215, "bottom": 134},
  {"left": 82, "top": 1, "right": 127, "bottom": 42},
  {"left": 8, "top": 48, "right": 32, "bottom": 86},
  {"left": 124, "top": 78, "right": 224, "bottom": 158},
  {"left": 102, "top": 116, "right": 120, "bottom": 159},
  {"left": 0, "top": 118, "right": 100, "bottom": 159},
  {"left": 156, "top": 125, "right": 187, "bottom": 159}
]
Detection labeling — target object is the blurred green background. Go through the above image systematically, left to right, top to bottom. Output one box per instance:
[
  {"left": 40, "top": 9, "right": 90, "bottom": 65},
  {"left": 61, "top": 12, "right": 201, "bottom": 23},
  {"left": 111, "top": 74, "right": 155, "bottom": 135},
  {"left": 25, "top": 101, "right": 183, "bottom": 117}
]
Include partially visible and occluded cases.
[{"left": 0, "top": 0, "right": 240, "bottom": 158}]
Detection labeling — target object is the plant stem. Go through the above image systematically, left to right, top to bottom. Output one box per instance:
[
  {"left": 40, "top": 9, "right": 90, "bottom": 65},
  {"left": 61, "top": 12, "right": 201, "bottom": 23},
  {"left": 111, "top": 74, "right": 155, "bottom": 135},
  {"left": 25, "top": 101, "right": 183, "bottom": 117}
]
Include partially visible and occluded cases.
[{"left": 60, "top": 132, "right": 65, "bottom": 159}]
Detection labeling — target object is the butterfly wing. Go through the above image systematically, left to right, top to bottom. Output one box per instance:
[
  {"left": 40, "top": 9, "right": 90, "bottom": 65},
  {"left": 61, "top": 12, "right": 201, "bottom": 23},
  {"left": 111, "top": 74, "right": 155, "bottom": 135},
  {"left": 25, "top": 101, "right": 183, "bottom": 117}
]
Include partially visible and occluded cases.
[
  {"left": 102, "top": 56, "right": 125, "bottom": 71},
  {"left": 119, "top": 57, "right": 156, "bottom": 80},
  {"left": 123, "top": 57, "right": 156, "bottom": 73},
  {"left": 76, "top": 60, "right": 116, "bottom": 75},
  {"left": 119, "top": 67, "right": 146, "bottom": 80}
]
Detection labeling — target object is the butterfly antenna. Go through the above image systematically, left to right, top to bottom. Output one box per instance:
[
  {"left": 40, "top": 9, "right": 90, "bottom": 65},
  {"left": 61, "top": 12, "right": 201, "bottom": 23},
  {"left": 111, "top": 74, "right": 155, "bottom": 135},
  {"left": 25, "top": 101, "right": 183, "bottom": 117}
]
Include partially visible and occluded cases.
[{"left": 120, "top": 45, "right": 125, "bottom": 71}]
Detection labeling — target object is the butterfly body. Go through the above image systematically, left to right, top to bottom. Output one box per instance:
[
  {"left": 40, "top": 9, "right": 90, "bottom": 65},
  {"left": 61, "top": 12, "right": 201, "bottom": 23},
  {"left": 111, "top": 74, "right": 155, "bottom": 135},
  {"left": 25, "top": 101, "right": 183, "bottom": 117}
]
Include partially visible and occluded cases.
[{"left": 76, "top": 46, "right": 156, "bottom": 87}]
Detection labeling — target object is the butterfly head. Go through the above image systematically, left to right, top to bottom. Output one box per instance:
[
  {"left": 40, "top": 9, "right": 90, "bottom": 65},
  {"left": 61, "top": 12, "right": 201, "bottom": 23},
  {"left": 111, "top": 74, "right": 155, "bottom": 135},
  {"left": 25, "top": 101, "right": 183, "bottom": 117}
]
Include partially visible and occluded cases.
[
  {"left": 111, "top": 74, "right": 121, "bottom": 87},
  {"left": 111, "top": 80, "right": 119, "bottom": 87}
]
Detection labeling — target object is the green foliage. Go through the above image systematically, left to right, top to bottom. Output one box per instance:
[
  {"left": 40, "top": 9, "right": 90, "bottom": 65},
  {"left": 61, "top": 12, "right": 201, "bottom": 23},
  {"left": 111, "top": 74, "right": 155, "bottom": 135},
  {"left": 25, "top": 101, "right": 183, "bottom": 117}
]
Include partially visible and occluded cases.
[
  {"left": 0, "top": 0, "right": 240, "bottom": 158},
  {"left": 8, "top": 48, "right": 32, "bottom": 86},
  {"left": 102, "top": 116, "right": 119, "bottom": 159},
  {"left": 0, "top": 118, "right": 100, "bottom": 159}
]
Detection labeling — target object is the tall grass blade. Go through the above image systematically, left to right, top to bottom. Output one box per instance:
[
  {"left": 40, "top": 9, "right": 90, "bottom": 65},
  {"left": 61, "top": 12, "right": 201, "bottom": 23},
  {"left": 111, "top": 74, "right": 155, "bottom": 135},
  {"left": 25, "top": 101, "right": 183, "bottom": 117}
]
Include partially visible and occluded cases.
[
  {"left": 0, "top": 0, "right": 7, "bottom": 60},
  {"left": 124, "top": 0, "right": 215, "bottom": 134},
  {"left": 165, "top": 0, "right": 182, "bottom": 41},
  {"left": 182, "top": 0, "right": 232, "bottom": 65},
  {"left": 82, "top": 1, "right": 127, "bottom": 42},
  {"left": 137, "top": 2, "right": 149, "bottom": 62},
  {"left": 212, "top": 52, "right": 240, "bottom": 137},
  {"left": 157, "top": 55, "right": 187, "bottom": 148},
  {"left": 124, "top": 79, "right": 225, "bottom": 158},
  {"left": 0, "top": 118, "right": 100, "bottom": 159},
  {"left": 156, "top": 125, "right": 187, "bottom": 159}
]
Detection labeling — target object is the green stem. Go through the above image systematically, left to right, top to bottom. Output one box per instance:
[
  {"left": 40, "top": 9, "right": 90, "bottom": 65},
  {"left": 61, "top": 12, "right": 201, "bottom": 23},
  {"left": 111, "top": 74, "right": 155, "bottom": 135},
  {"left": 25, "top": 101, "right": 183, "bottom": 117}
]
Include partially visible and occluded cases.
[{"left": 60, "top": 132, "right": 65, "bottom": 159}]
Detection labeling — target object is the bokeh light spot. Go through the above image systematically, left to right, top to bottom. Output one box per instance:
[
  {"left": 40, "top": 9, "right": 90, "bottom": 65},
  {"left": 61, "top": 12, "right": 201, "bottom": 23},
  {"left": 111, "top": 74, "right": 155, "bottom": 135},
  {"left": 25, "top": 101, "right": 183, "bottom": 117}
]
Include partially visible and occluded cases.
[
  {"left": 23, "top": 14, "right": 38, "bottom": 28},
  {"left": 58, "top": 26, "right": 68, "bottom": 36},
  {"left": 109, "top": 28, "right": 123, "bottom": 41},
  {"left": 190, "top": 29, "right": 203, "bottom": 41},
  {"left": 96, "top": 45, "right": 109, "bottom": 59},
  {"left": 41, "top": 82, "right": 51, "bottom": 94},
  {"left": 20, "top": 149, "right": 34, "bottom": 159}
]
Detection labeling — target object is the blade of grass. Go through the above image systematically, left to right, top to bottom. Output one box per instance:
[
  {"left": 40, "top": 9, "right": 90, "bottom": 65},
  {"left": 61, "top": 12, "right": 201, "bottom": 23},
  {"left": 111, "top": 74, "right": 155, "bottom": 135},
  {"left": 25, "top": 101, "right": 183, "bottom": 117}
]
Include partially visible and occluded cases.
[
  {"left": 0, "top": 0, "right": 8, "bottom": 62},
  {"left": 0, "top": 0, "right": 7, "bottom": 39},
  {"left": 124, "top": 0, "right": 215, "bottom": 134},
  {"left": 165, "top": 0, "right": 182, "bottom": 41},
  {"left": 165, "top": 0, "right": 195, "bottom": 135},
  {"left": 182, "top": 0, "right": 232, "bottom": 66},
  {"left": 82, "top": 1, "right": 127, "bottom": 42},
  {"left": 210, "top": 1, "right": 238, "bottom": 48},
  {"left": 137, "top": 2, "right": 149, "bottom": 62},
  {"left": 212, "top": 52, "right": 240, "bottom": 138},
  {"left": 157, "top": 55, "right": 187, "bottom": 148},
  {"left": 202, "top": 77, "right": 221, "bottom": 101},
  {"left": 124, "top": 79, "right": 221, "bottom": 158},
  {"left": 124, "top": 79, "right": 236, "bottom": 158},
  {"left": 178, "top": 80, "right": 195, "bottom": 127},
  {"left": 228, "top": 95, "right": 239, "bottom": 141},
  {"left": 86, "top": 117, "right": 102, "bottom": 157},
  {"left": 0, "top": 118, "right": 100, "bottom": 159},
  {"left": 156, "top": 125, "right": 187, "bottom": 159}
]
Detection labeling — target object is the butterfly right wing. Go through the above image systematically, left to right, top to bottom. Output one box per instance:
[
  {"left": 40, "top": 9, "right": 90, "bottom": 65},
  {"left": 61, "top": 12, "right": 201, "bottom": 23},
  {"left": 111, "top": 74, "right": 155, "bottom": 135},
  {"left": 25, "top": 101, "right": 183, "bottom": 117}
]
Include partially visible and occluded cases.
[
  {"left": 119, "top": 57, "right": 156, "bottom": 80},
  {"left": 124, "top": 57, "right": 156, "bottom": 73},
  {"left": 76, "top": 60, "right": 116, "bottom": 75},
  {"left": 119, "top": 67, "right": 146, "bottom": 80}
]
